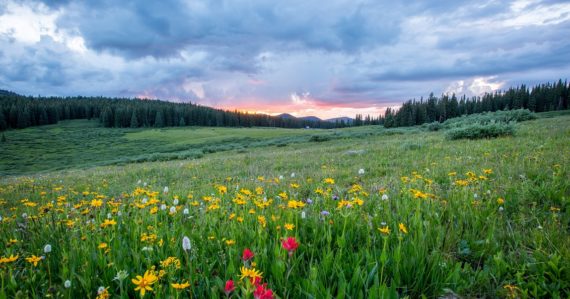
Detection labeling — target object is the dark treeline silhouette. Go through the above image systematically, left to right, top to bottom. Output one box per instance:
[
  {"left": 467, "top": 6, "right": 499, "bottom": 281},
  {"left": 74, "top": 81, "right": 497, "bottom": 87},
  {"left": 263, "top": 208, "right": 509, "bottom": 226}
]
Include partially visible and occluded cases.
[
  {"left": 1, "top": 79, "right": 568, "bottom": 131},
  {"left": 380, "top": 79, "right": 569, "bottom": 128},
  {"left": 0, "top": 92, "right": 340, "bottom": 131}
]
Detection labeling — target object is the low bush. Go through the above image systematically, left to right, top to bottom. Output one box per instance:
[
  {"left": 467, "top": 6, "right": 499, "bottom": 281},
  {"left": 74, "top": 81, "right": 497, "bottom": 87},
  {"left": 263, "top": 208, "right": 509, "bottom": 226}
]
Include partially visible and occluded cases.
[{"left": 446, "top": 122, "right": 515, "bottom": 140}]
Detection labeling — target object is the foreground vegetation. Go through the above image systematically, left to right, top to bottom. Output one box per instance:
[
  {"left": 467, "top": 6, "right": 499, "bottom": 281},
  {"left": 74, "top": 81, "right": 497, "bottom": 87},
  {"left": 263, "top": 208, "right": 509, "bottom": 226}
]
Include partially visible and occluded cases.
[{"left": 0, "top": 113, "right": 569, "bottom": 298}]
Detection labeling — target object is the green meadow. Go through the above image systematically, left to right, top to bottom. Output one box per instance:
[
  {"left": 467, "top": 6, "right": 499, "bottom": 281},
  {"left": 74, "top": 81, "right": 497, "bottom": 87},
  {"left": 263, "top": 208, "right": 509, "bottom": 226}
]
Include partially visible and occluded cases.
[{"left": 0, "top": 112, "right": 569, "bottom": 298}]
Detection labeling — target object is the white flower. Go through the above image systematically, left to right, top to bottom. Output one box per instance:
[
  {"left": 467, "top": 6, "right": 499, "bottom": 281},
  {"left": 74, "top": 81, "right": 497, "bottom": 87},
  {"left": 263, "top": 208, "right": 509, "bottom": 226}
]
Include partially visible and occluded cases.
[
  {"left": 358, "top": 168, "right": 365, "bottom": 175},
  {"left": 290, "top": 172, "right": 295, "bottom": 178},
  {"left": 279, "top": 175, "right": 284, "bottom": 180},
  {"left": 137, "top": 179, "right": 142, "bottom": 184},
  {"left": 143, "top": 182, "right": 147, "bottom": 187},
  {"left": 163, "top": 186, "right": 169, "bottom": 194},
  {"left": 474, "top": 193, "right": 478, "bottom": 199},
  {"left": 381, "top": 194, "right": 389, "bottom": 201},
  {"left": 142, "top": 197, "right": 148, "bottom": 204},
  {"left": 173, "top": 199, "right": 179, "bottom": 205},
  {"left": 160, "top": 204, "right": 167, "bottom": 210},
  {"left": 169, "top": 206, "right": 176, "bottom": 214},
  {"left": 498, "top": 207, "right": 504, "bottom": 212},
  {"left": 183, "top": 208, "right": 189, "bottom": 215},
  {"left": 117, "top": 211, "right": 122, "bottom": 217},
  {"left": 301, "top": 211, "right": 306, "bottom": 219},
  {"left": 22, "top": 213, "right": 28, "bottom": 218},
  {"left": 107, "top": 213, "right": 112, "bottom": 219},
  {"left": 0, "top": 216, "right": 2, "bottom": 222},
  {"left": 537, "top": 225, "right": 543, "bottom": 230},
  {"left": 182, "top": 236, "right": 191, "bottom": 251},
  {"left": 44, "top": 244, "right": 52, "bottom": 253},
  {"left": 141, "top": 246, "right": 153, "bottom": 251},
  {"left": 113, "top": 270, "right": 129, "bottom": 281},
  {"left": 64, "top": 280, "right": 71, "bottom": 288},
  {"left": 97, "top": 286, "right": 106, "bottom": 294}
]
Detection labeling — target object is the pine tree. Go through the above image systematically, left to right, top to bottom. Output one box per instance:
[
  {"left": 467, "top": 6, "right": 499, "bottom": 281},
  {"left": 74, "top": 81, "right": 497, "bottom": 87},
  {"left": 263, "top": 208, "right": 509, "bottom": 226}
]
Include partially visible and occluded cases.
[
  {"left": 130, "top": 111, "right": 139, "bottom": 128},
  {"left": 1, "top": 133, "right": 6, "bottom": 142}
]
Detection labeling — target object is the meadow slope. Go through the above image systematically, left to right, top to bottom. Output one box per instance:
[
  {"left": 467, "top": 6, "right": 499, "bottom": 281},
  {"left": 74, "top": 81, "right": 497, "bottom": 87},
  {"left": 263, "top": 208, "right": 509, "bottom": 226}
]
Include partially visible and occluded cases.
[{"left": 0, "top": 114, "right": 569, "bottom": 298}]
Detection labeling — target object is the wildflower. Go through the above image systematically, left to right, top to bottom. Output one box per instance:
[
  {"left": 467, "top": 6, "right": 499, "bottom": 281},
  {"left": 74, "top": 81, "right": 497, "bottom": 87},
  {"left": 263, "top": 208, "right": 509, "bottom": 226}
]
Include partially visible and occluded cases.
[
  {"left": 358, "top": 168, "right": 365, "bottom": 175},
  {"left": 483, "top": 169, "right": 493, "bottom": 174},
  {"left": 290, "top": 172, "right": 295, "bottom": 178},
  {"left": 323, "top": 178, "right": 335, "bottom": 184},
  {"left": 163, "top": 186, "right": 169, "bottom": 194},
  {"left": 173, "top": 198, "right": 179, "bottom": 205},
  {"left": 497, "top": 198, "right": 505, "bottom": 205},
  {"left": 90, "top": 199, "right": 103, "bottom": 208},
  {"left": 160, "top": 204, "right": 167, "bottom": 210},
  {"left": 169, "top": 206, "right": 176, "bottom": 214},
  {"left": 499, "top": 207, "right": 504, "bottom": 212},
  {"left": 183, "top": 208, "right": 189, "bottom": 215},
  {"left": 301, "top": 211, "right": 306, "bottom": 219},
  {"left": 100, "top": 219, "right": 117, "bottom": 228},
  {"left": 284, "top": 223, "right": 295, "bottom": 231},
  {"left": 399, "top": 223, "right": 408, "bottom": 234},
  {"left": 378, "top": 226, "right": 391, "bottom": 235},
  {"left": 182, "top": 236, "right": 191, "bottom": 251},
  {"left": 282, "top": 237, "right": 299, "bottom": 255},
  {"left": 226, "top": 240, "right": 236, "bottom": 246},
  {"left": 98, "top": 243, "right": 108, "bottom": 249},
  {"left": 44, "top": 244, "right": 52, "bottom": 253},
  {"left": 242, "top": 248, "right": 254, "bottom": 262},
  {"left": 0, "top": 254, "right": 18, "bottom": 264},
  {"left": 25, "top": 255, "right": 42, "bottom": 267},
  {"left": 239, "top": 266, "right": 263, "bottom": 282},
  {"left": 113, "top": 270, "right": 129, "bottom": 281},
  {"left": 132, "top": 270, "right": 158, "bottom": 297},
  {"left": 224, "top": 279, "right": 236, "bottom": 296},
  {"left": 64, "top": 280, "right": 71, "bottom": 288},
  {"left": 171, "top": 281, "right": 190, "bottom": 290},
  {"left": 254, "top": 283, "right": 275, "bottom": 299},
  {"left": 96, "top": 287, "right": 110, "bottom": 299}
]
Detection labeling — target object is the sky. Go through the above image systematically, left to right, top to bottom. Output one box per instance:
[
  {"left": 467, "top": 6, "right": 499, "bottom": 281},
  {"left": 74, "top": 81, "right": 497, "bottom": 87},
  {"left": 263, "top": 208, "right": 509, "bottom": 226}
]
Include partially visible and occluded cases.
[{"left": 1, "top": 0, "right": 569, "bottom": 119}]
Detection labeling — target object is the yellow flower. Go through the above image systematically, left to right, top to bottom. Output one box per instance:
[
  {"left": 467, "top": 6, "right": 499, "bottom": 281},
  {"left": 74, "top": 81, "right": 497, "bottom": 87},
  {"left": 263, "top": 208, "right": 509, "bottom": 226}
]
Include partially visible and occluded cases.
[
  {"left": 483, "top": 169, "right": 493, "bottom": 174},
  {"left": 323, "top": 178, "right": 335, "bottom": 184},
  {"left": 217, "top": 185, "right": 228, "bottom": 195},
  {"left": 497, "top": 198, "right": 505, "bottom": 205},
  {"left": 90, "top": 199, "right": 103, "bottom": 208},
  {"left": 287, "top": 200, "right": 305, "bottom": 209},
  {"left": 258, "top": 216, "right": 267, "bottom": 228},
  {"left": 237, "top": 217, "right": 244, "bottom": 223},
  {"left": 100, "top": 219, "right": 117, "bottom": 228},
  {"left": 284, "top": 223, "right": 295, "bottom": 231},
  {"left": 399, "top": 223, "right": 408, "bottom": 234},
  {"left": 378, "top": 226, "right": 391, "bottom": 235},
  {"left": 226, "top": 239, "right": 236, "bottom": 246},
  {"left": 98, "top": 243, "right": 108, "bottom": 249},
  {"left": 0, "top": 255, "right": 18, "bottom": 264},
  {"left": 25, "top": 255, "right": 42, "bottom": 267},
  {"left": 239, "top": 266, "right": 263, "bottom": 281},
  {"left": 132, "top": 270, "right": 158, "bottom": 297},
  {"left": 171, "top": 281, "right": 191, "bottom": 290},
  {"left": 96, "top": 287, "right": 110, "bottom": 299}
]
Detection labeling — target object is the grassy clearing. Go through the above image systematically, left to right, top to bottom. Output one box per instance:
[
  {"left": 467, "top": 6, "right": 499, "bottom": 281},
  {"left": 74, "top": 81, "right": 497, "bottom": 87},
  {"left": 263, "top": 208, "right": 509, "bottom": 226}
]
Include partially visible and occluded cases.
[{"left": 0, "top": 114, "right": 569, "bottom": 298}]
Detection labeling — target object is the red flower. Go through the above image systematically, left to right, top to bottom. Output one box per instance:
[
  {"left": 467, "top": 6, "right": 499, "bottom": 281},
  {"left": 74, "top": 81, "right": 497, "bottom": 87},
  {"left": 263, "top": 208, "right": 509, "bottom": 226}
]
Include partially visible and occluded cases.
[
  {"left": 281, "top": 237, "right": 299, "bottom": 254},
  {"left": 242, "top": 248, "right": 254, "bottom": 261},
  {"left": 224, "top": 279, "right": 235, "bottom": 296},
  {"left": 253, "top": 283, "right": 275, "bottom": 299}
]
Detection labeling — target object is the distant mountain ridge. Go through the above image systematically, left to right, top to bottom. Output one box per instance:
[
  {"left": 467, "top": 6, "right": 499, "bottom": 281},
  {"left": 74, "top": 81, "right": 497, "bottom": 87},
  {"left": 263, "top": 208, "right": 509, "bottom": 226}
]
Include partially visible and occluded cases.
[{"left": 275, "top": 113, "right": 354, "bottom": 123}]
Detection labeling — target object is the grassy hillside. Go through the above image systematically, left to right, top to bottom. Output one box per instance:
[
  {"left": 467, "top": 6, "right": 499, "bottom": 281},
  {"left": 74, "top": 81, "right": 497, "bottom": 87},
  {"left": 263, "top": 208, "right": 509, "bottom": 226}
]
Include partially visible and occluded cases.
[{"left": 0, "top": 113, "right": 568, "bottom": 298}]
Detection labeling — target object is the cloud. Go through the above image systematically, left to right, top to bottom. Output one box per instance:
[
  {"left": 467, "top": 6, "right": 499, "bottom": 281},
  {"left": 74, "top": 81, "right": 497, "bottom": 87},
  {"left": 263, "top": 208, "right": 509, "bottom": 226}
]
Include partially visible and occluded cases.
[{"left": 1, "top": 0, "right": 569, "bottom": 118}]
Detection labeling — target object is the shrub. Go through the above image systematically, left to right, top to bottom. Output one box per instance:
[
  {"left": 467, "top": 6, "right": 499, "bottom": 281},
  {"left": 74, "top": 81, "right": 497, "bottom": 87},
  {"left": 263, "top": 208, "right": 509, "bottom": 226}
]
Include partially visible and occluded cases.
[
  {"left": 427, "top": 122, "right": 442, "bottom": 131},
  {"left": 446, "top": 122, "right": 516, "bottom": 140},
  {"left": 309, "top": 135, "right": 331, "bottom": 142}
]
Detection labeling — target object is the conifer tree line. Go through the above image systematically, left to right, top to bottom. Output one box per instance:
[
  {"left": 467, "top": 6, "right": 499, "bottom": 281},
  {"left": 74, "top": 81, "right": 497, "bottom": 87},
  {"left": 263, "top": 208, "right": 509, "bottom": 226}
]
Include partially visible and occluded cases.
[
  {"left": 0, "top": 79, "right": 567, "bottom": 131},
  {"left": 380, "top": 79, "right": 569, "bottom": 128},
  {"left": 0, "top": 91, "right": 339, "bottom": 131}
]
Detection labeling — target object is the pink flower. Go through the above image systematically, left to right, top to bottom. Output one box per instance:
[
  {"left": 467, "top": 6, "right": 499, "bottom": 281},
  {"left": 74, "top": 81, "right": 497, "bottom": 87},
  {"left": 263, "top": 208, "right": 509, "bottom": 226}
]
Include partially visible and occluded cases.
[
  {"left": 281, "top": 237, "right": 299, "bottom": 254},
  {"left": 242, "top": 248, "right": 254, "bottom": 261},
  {"left": 224, "top": 279, "right": 235, "bottom": 296},
  {"left": 254, "top": 283, "right": 275, "bottom": 299}
]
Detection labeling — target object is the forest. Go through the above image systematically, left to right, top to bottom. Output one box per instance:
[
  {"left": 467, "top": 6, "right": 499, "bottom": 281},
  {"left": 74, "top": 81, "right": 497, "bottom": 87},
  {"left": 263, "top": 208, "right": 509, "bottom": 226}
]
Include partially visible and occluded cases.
[{"left": 0, "top": 79, "right": 568, "bottom": 131}]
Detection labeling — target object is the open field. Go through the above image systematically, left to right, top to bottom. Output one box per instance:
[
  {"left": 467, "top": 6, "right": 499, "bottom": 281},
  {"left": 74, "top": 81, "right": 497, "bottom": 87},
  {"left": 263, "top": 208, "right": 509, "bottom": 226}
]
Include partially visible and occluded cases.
[{"left": 0, "top": 113, "right": 569, "bottom": 298}]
